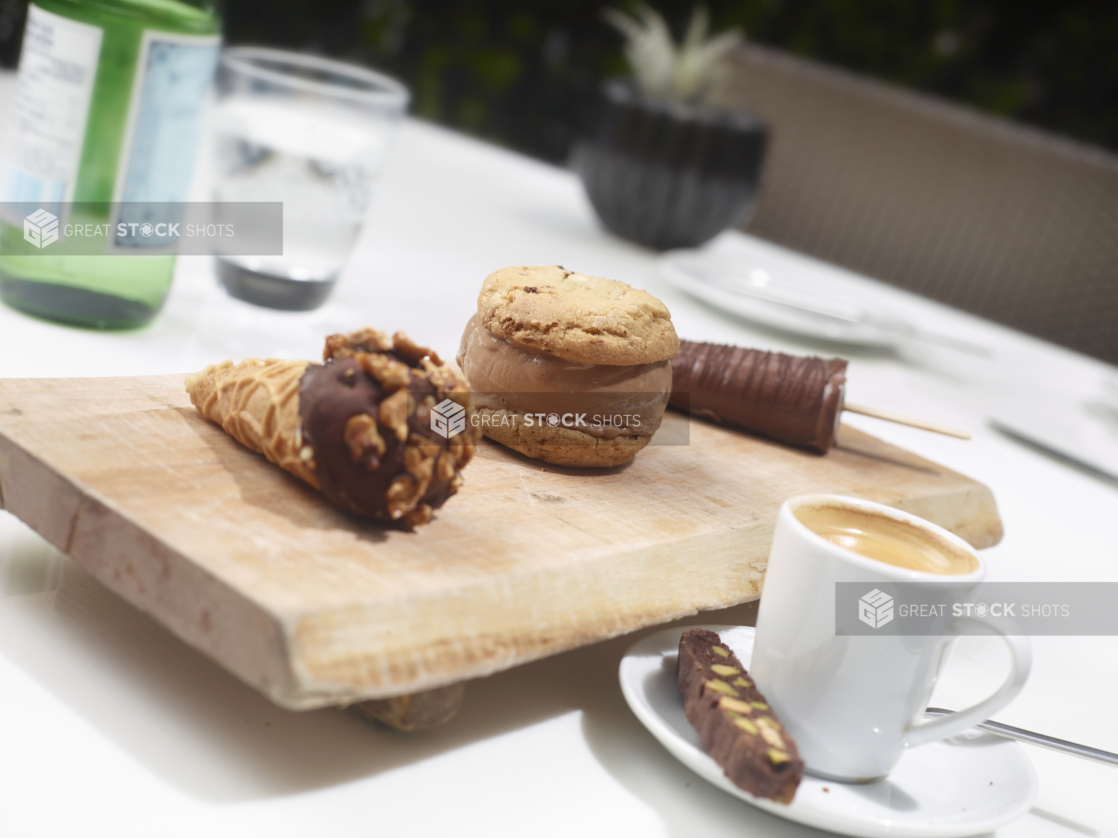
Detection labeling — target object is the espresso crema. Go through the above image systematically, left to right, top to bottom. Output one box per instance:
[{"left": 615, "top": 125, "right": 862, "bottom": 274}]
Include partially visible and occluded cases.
[{"left": 794, "top": 505, "right": 979, "bottom": 575}]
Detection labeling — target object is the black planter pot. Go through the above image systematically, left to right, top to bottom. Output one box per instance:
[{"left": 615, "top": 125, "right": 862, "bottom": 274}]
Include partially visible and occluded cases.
[{"left": 573, "top": 80, "right": 768, "bottom": 250}]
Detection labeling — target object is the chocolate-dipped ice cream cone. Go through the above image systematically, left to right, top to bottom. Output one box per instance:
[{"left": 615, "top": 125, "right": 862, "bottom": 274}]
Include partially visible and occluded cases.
[{"left": 186, "top": 329, "right": 480, "bottom": 528}]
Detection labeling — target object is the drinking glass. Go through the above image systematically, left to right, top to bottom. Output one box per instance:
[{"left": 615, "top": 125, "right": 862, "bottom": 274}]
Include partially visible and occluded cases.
[{"left": 212, "top": 47, "right": 409, "bottom": 310}]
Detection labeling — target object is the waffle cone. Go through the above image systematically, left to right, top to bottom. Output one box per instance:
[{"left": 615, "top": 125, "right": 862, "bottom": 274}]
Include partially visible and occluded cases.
[{"left": 185, "top": 358, "right": 319, "bottom": 488}]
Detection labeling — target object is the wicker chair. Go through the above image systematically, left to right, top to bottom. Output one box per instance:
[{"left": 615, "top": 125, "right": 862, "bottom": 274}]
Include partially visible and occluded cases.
[{"left": 717, "top": 45, "right": 1118, "bottom": 366}]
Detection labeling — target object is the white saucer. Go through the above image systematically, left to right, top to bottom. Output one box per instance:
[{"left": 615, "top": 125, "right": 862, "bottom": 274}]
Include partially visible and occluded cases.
[{"left": 619, "top": 625, "right": 1038, "bottom": 838}]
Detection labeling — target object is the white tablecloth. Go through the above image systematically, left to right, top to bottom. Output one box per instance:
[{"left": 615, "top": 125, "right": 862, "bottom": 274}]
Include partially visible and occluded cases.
[{"left": 1, "top": 70, "right": 1115, "bottom": 836}]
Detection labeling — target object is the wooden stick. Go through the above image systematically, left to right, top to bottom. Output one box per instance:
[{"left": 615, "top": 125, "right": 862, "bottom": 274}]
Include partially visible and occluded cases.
[{"left": 844, "top": 402, "right": 972, "bottom": 440}]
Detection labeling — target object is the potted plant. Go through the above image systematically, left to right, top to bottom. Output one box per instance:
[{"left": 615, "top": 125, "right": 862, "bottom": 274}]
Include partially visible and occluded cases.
[{"left": 573, "top": 5, "right": 768, "bottom": 250}]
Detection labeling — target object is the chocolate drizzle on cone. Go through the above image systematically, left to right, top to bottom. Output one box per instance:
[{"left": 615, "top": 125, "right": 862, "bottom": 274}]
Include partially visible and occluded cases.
[{"left": 669, "top": 341, "right": 847, "bottom": 453}]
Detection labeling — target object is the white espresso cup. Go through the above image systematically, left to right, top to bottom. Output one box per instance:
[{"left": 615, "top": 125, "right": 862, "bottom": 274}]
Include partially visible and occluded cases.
[{"left": 751, "top": 494, "right": 1031, "bottom": 782}]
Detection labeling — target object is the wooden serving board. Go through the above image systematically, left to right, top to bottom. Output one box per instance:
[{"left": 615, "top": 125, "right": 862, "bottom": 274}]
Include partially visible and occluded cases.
[{"left": 0, "top": 374, "right": 1002, "bottom": 709}]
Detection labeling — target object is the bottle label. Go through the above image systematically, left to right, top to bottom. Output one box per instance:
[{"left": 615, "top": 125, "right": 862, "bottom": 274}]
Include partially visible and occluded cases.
[
  {"left": 1, "top": 3, "right": 103, "bottom": 211},
  {"left": 112, "top": 29, "right": 220, "bottom": 249}
]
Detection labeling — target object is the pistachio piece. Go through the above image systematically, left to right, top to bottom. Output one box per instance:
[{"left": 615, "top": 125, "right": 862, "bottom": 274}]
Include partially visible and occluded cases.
[
  {"left": 711, "top": 646, "right": 730, "bottom": 658},
  {"left": 711, "top": 664, "right": 740, "bottom": 677},
  {"left": 732, "top": 677, "right": 752, "bottom": 688},
  {"left": 704, "top": 679, "right": 740, "bottom": 697},
  {"left": 717, "top": 696, "right": 753, "bottom": 715},
  {"left": 751, "top": 702, "right": 769, "bottom": 710},
  {"left": 734, "top": 717, "right": 759, "bottom": 735},
  {"left": 756, "top": 717, "right": 785, "bottom": 749},
  {"left": 768, "top": 749, "right": 792, "bottom": 765}
]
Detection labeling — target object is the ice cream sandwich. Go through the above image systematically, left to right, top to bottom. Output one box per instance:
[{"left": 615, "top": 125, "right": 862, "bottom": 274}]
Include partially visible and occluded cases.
[{"left": 457, "top": 265, "right": 679, "bottom": 467}]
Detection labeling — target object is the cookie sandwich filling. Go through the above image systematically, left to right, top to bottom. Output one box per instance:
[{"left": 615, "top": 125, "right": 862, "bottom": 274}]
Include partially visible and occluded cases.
[{"left": 457, "top": 314, "right": 672, "bottom": 439}]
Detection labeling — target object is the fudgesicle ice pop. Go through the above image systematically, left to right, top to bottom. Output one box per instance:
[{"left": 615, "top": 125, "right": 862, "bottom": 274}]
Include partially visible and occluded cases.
[{"left": 669, "top": 340, "right": 848, "bottom": 453}]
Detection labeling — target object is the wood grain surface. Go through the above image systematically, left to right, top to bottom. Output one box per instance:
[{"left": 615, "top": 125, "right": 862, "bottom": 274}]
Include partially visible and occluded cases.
[{"left": 0, "top": 374, "right": 1002, "bottom": 709}]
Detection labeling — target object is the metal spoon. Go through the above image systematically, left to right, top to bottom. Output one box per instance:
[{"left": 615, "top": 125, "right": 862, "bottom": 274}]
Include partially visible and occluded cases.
[{"left": 925, "top": 707, "right": 1118, "bottom": 767}]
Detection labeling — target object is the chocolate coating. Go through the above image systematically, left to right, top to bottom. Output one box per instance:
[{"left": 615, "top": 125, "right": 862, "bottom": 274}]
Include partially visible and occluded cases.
[
  {"left": 669, "top": 341, "right": 847, "bottom": 453},
  {"left": 298, "top": 355, "right": 472, "bottom": 524}
]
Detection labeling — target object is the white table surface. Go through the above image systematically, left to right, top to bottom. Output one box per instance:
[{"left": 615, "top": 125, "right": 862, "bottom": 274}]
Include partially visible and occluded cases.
[{"left": 1, "top": 69, "right": 1116, "bottom": 837}]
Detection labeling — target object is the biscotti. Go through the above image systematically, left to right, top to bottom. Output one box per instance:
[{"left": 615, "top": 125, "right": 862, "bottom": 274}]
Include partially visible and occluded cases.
[{"left": 677, "top": 628, "right": 804, "bottom": 803}]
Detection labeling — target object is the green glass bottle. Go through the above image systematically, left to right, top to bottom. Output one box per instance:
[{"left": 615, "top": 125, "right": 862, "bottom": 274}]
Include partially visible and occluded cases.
[{"left": 0, "top": 0, "right": 220, "bottom": 328}]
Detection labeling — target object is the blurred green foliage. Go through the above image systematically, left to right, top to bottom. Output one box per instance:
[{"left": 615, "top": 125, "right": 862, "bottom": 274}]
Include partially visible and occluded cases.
[{"left": 7, "top": 0, "right": 1112, "bottom": 162}]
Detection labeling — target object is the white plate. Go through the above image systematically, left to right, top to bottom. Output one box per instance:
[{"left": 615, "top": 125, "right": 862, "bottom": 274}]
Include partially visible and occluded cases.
[
  {"left": 660, "top": 249, "right": 897, "bottom": 348},
  {"left": 619, "top": 625, "right": 1038, "bottom": 838}
]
